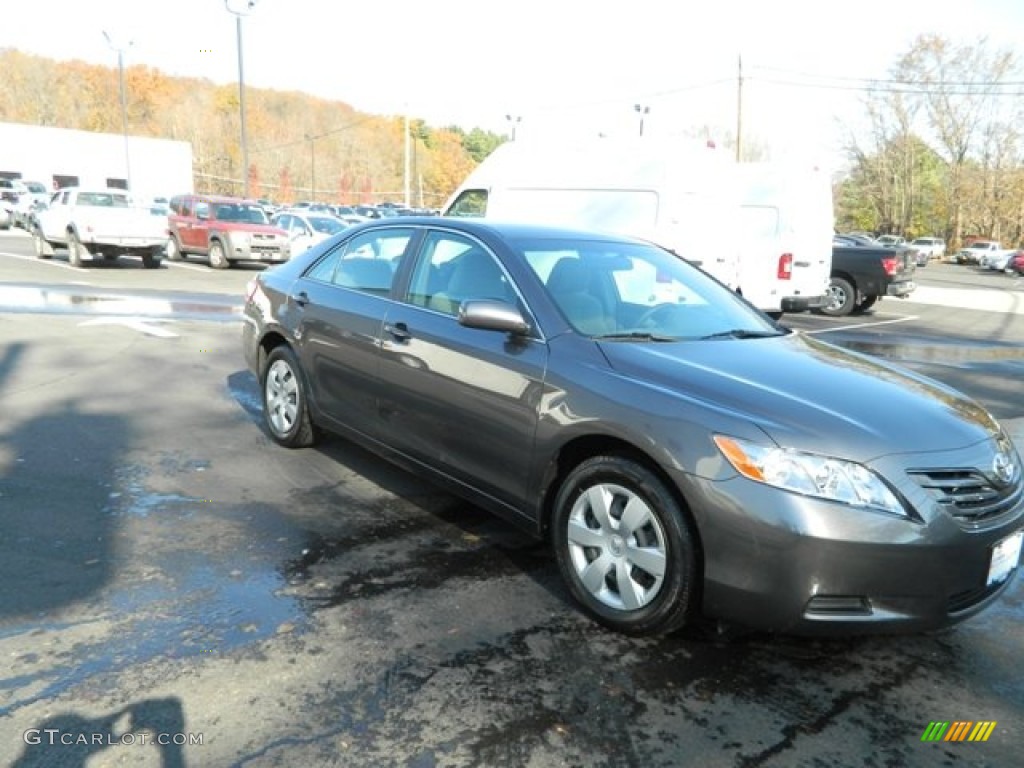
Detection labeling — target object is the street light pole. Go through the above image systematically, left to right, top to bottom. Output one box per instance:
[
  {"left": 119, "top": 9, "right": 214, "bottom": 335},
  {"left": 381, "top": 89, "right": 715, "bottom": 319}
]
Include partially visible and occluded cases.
[
  {"left": 225, "top": 0, "right": 258, "bottom": 198},
  {"left": 102, "top": 31, "right": 132, "bottom": 191},
  {"left": 634, "top": 104, "right": 650, "bottom": 137},
  {"left": 505, "top": 114, "right": 521, "bottom": 140},
  {"left": 305, "top": 134, "right": 315, "bottom": 201}
]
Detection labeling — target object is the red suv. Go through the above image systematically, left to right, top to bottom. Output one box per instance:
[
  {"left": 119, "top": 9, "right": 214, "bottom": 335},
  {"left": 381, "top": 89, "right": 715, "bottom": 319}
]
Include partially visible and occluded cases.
[{"left": 167, "top": 194, "right": 290, "bottom": 269}]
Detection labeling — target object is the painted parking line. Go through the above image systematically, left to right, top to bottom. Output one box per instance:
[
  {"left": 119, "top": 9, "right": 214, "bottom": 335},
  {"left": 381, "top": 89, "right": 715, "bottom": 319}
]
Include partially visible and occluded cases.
[
  {"left": 0, "top": 250, "right": 82, "bottom": 271},
  {"left": 162, "top": 260, "right": 213, "bottom": 273},
  {"left": 800, "top": 314, "right": 919, "bottom": 335}
]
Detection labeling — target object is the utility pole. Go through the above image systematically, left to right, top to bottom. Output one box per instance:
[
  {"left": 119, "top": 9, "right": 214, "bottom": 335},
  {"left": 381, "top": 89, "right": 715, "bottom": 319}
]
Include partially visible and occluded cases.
[
  {"left": 225, "top": 0, "right": 259, "bottom": 198},
  {"left": 102, "top": 31, "right": 133, "bottom": 191},
  {"left": 735, "top": 55, "right": 744, "bottom": 162},
  {"left": 403, "top": 111, "right": 411, "bottom": 207}
]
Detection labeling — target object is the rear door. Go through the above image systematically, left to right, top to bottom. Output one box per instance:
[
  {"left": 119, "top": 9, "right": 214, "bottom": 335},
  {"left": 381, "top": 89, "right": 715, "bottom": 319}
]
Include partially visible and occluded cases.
[{"left": 291, "top": 226, "right": 417, "bottom": 439}]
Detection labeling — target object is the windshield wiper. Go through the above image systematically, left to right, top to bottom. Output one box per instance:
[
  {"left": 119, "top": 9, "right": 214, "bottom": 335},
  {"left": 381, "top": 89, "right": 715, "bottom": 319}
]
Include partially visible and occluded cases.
[
  {"left": 700, "top": 329, "right": 784, "bottom": 340},
  {"left": 594, "top": 331, "right": 677, "bottom": 342}
]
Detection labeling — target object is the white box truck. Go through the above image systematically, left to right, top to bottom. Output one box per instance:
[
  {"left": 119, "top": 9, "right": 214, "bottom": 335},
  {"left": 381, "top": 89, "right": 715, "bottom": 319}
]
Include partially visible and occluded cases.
[{"left": 442, "top": 139, "right": 832, "bottom": 317}]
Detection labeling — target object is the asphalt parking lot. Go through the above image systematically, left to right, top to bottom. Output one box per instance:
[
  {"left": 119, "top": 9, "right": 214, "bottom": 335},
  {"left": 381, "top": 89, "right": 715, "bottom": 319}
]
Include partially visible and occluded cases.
[{"left": 1, "top": 230, "right": 1022, "bottom": 767}]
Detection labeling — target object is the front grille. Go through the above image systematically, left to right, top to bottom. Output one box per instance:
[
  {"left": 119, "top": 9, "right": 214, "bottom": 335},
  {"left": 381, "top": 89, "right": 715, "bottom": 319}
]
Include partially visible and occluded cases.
[{"left": 908, "top": 468, "right": 1022, "bottom": 525}]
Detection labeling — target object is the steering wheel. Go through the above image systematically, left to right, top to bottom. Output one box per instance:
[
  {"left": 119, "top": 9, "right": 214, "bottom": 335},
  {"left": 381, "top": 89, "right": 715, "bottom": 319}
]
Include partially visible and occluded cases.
[{"left": 636, "top": 302, "right": 681, "bottom": 329}]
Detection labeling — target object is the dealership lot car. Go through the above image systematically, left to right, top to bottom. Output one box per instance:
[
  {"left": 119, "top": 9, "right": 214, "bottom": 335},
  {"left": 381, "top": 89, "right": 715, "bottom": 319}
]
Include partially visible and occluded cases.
[{"left": 242, "top": 218, "right": 1023, "bottom": 636}]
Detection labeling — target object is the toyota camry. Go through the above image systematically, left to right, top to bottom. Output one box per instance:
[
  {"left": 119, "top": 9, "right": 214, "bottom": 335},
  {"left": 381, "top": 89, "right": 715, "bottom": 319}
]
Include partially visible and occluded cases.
[{"left": 241, "top": 218, "right": 1022, "bottom": 636}]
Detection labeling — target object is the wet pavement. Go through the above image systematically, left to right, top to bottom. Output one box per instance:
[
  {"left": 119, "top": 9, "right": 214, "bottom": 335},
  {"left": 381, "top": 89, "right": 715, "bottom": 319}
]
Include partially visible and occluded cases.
[{"left": 0, "top": 274, "right": 1022, "bottom": 766}]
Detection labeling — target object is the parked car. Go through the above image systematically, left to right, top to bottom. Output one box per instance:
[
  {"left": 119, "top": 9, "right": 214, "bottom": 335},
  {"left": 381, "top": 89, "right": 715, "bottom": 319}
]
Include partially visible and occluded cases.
[
  {"left": 10, "top": 180, "right": 50, "bottom": 229},
  {"left": 33, "top": 187, "right": 167, "bottom": 268},
  {"left": 166, "top": 194, "right": 290, "bottom": 269},
  {"left": 0, "top": 202, "right": 11, "bottom": 230},
  {"left": 271, "top": 209, "right": 350, "bottom": 256},
  {"left": 242, "top": 217, "right": 1023, "bottom": 637},
  {"left": 836, "top": 232, "right": 878, "bottom": 247},
  {"left": 909, "top": 236, "right": 946, "bottom": 261},
  {"left": 819, "top": 239, "right": 917, "bottom": 316},
  {"left": 955, "top": 240, "right": 1009, "bottom": 265},
  {"left": 979, "top": 249, "right": 1016, "bottom": 271},
  {"left": 1009, "top": 251, "right": 1024, "bottom": 275}
]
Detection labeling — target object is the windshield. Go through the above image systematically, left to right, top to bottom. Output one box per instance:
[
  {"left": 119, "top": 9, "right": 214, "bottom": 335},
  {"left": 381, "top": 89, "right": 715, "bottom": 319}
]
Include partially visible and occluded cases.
[
  {"left": 214, "top": 204, "right": 269, "bottom": 224},
  {"left": 515, "top": 236, "right": 781, "bottom": 340}
]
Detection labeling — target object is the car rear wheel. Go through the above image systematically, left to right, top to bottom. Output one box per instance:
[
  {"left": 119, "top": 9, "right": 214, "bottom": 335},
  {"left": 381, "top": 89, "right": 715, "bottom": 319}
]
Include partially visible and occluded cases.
[
  {"left": 67, "top": 230, "right": 88, "bottom": 267},
  {"left": 209, "top": 240, "right": 229, "bottom": 270},
  {"left": 141, "top": 247, "right": 161, "bottom": 269},
  {"left": 820, "top": 276, "right": 856, "bottom": 317},
  {"left": 851, "top": 295, "right": 878, "bottom": 314},
  {"left": 262, "top": 346, "right": 317, "bottom": 448},
  {"left": 552, "top": 455, "right": 698, "bottom": 636}
]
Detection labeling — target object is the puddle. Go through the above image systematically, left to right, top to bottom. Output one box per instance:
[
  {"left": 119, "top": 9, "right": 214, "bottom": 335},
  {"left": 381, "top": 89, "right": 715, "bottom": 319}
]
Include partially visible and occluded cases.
[
  {"left": 0, "top": 284, "right": 241, "bottom": 321},
  {"left": 837, "top": 337, "right": 1024, "bottom": 365}
]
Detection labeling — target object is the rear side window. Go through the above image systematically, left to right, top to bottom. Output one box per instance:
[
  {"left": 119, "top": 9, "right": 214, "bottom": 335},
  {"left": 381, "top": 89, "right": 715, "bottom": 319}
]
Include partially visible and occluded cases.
[{"left": 306, "top": 228, "right": 414, "bottom": 296}]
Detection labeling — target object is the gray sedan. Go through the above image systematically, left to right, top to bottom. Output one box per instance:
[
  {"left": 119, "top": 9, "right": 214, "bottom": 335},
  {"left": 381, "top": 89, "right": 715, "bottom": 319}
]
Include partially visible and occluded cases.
[{"left": 241, "top": 218, "right": 1023, "bottom": 636}]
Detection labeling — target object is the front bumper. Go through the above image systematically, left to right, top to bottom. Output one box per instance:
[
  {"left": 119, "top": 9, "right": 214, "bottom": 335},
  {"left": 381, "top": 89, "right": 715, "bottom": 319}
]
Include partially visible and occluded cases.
[
  {"left": 228, "top": 235, "right": 290, "bottom": 263},
  {"left": 677, "top": 439, "right": 1024, "bottom": 635}
]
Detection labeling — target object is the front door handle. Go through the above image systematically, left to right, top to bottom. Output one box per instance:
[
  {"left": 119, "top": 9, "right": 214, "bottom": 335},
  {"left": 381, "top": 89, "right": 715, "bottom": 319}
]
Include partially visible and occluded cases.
[
  {"left": 292, "top": 291, "right": 310, "bottom": 307},
  {"left": 384, "top": 321, "right": 411, "bottom": 341}
]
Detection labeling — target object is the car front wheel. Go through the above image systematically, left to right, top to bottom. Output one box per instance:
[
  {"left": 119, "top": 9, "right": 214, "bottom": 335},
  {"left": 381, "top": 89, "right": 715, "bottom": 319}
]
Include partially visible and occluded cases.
[
  {"left": 209, "top": 240, "right": 229, "bottom": 270},
  {"left": 261, "top": 346, "right": 317, "bottom": 448},
  {"left": 552, "top": 455, "right": 698, "bottom": 636}
]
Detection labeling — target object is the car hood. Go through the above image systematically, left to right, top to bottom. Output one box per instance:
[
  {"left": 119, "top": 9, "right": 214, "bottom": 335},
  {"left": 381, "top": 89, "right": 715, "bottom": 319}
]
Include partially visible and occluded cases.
[{"left": 597, "top": 332, "right": 1000, "bottom": 460}]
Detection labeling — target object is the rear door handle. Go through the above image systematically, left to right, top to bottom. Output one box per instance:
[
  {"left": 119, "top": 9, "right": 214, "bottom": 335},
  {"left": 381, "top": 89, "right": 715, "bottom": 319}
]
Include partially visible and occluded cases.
[{"left": 384, "top": 321, "right": 411, "bottom": 341}]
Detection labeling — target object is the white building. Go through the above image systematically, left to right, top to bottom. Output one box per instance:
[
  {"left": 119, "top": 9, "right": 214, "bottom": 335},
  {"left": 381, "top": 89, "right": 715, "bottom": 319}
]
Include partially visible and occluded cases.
[{"left": 0, "top": 121, "right": 192, "bottom": 202}]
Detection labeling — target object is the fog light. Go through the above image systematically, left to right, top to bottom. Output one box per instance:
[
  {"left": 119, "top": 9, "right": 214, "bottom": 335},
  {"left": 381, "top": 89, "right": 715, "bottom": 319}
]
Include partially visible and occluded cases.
[{"left": 805, "top": 596, "right": 872, "bottom": 616}]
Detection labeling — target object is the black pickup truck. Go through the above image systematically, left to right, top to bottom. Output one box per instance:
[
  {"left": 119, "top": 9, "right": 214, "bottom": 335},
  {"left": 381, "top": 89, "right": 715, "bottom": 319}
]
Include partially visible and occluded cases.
[{"left": 818, "top": 243, "right": 917, "bottom": 316}]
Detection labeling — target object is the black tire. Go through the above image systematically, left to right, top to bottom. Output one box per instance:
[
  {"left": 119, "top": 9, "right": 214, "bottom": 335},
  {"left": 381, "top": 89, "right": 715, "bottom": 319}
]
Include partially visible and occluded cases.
[
  {"left": 32, "top": 227, "right": 54, "bottom": 259},
  {"left": 67, "top": 230, "right": 88, "bottom": 267},
  {"left": 166, "top": 237, "right": 183, "bottom": 261},
  {"left": 209, "top": 240, "right": 229, "bottom": 270},
  {"left": 141, "top": 247, "right": 162, "bottom": 269},
  {"left": 820, "top": 276, "right": 856, "bottom": 317},
  {"left": 851, "top": 295, "right": 878, "bottom": 314},
  {"left": 261, "top": 346, "right": 317, "bottom": 448},
  {"left": 551, "top": 455, "right": 698, "bottom": 636}
]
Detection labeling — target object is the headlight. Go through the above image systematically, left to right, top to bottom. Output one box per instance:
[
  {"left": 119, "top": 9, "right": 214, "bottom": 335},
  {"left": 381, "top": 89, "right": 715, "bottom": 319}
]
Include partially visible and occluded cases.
[
  {"left": 232, "top": 232, "right": 251, "bottom": 247},
  {"left": 714, "top": 435, "right": 907, "bottom": 518}
]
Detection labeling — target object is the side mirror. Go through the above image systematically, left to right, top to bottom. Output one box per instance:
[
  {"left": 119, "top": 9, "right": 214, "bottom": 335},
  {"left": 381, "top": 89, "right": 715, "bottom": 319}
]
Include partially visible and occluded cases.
[{"left": 458, "top": 300, "right": 531, "bottom": 336}]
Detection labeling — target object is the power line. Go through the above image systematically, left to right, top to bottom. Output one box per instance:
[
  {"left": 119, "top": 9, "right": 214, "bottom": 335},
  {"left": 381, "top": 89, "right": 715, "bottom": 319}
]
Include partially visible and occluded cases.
[
  {"left": 750, "top": 63, "right": 1024, "bottom": 88},
  {"left": 750, "top": 75, "right": 1024, "bottom": 96}
]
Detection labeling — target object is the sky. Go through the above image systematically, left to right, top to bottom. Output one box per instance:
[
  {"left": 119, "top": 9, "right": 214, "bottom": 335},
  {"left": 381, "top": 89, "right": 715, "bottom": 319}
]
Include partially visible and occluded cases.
[{"left": 3, "top": 0, "right": 1024, "bottom": 171}]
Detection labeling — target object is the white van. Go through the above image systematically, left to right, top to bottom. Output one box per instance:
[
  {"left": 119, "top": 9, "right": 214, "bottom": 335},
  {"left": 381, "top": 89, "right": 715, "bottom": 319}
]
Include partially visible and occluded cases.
[
  {"left": 442, "top": 140, "right": 832, "bottom": 316},
  {"left": 732, "top": 162, "right": 834, "bottom": 315}
]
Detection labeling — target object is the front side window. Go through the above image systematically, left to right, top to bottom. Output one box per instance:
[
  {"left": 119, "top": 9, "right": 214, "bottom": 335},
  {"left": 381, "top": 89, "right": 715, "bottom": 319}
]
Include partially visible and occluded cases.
[{"left": 406, "top": 231, "right": 514, "bottom": 315}]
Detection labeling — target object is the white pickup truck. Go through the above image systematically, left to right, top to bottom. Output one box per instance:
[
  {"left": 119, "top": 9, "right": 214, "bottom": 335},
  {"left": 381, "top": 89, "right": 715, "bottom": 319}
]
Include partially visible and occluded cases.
[
  {"left": 32, "top": 187, "right": 168, "bottom": 268},
  {"left": 954, "top": 240, "right": 1015, "bottom": 267}
]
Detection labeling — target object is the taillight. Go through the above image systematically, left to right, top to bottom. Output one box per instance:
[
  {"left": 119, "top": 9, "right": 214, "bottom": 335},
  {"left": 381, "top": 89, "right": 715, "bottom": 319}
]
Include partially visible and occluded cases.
[
  {"left": 777, "top": 253, "right": 793, "bottom": 279},
  {"left": 881, "top": 257, "right": 899, "bottom": 275}
]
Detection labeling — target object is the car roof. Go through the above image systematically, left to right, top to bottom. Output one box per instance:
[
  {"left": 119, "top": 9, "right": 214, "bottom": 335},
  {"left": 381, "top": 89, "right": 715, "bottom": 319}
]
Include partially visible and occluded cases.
[{"left": 357, "top": 215, "right": 651, "bottom": 245}]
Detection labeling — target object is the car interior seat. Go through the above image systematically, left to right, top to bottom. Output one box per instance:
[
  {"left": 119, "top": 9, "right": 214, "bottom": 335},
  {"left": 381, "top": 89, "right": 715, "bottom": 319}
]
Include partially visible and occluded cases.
[{"left": 429, "top": 248, "right": 512, "bottom": 315}]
